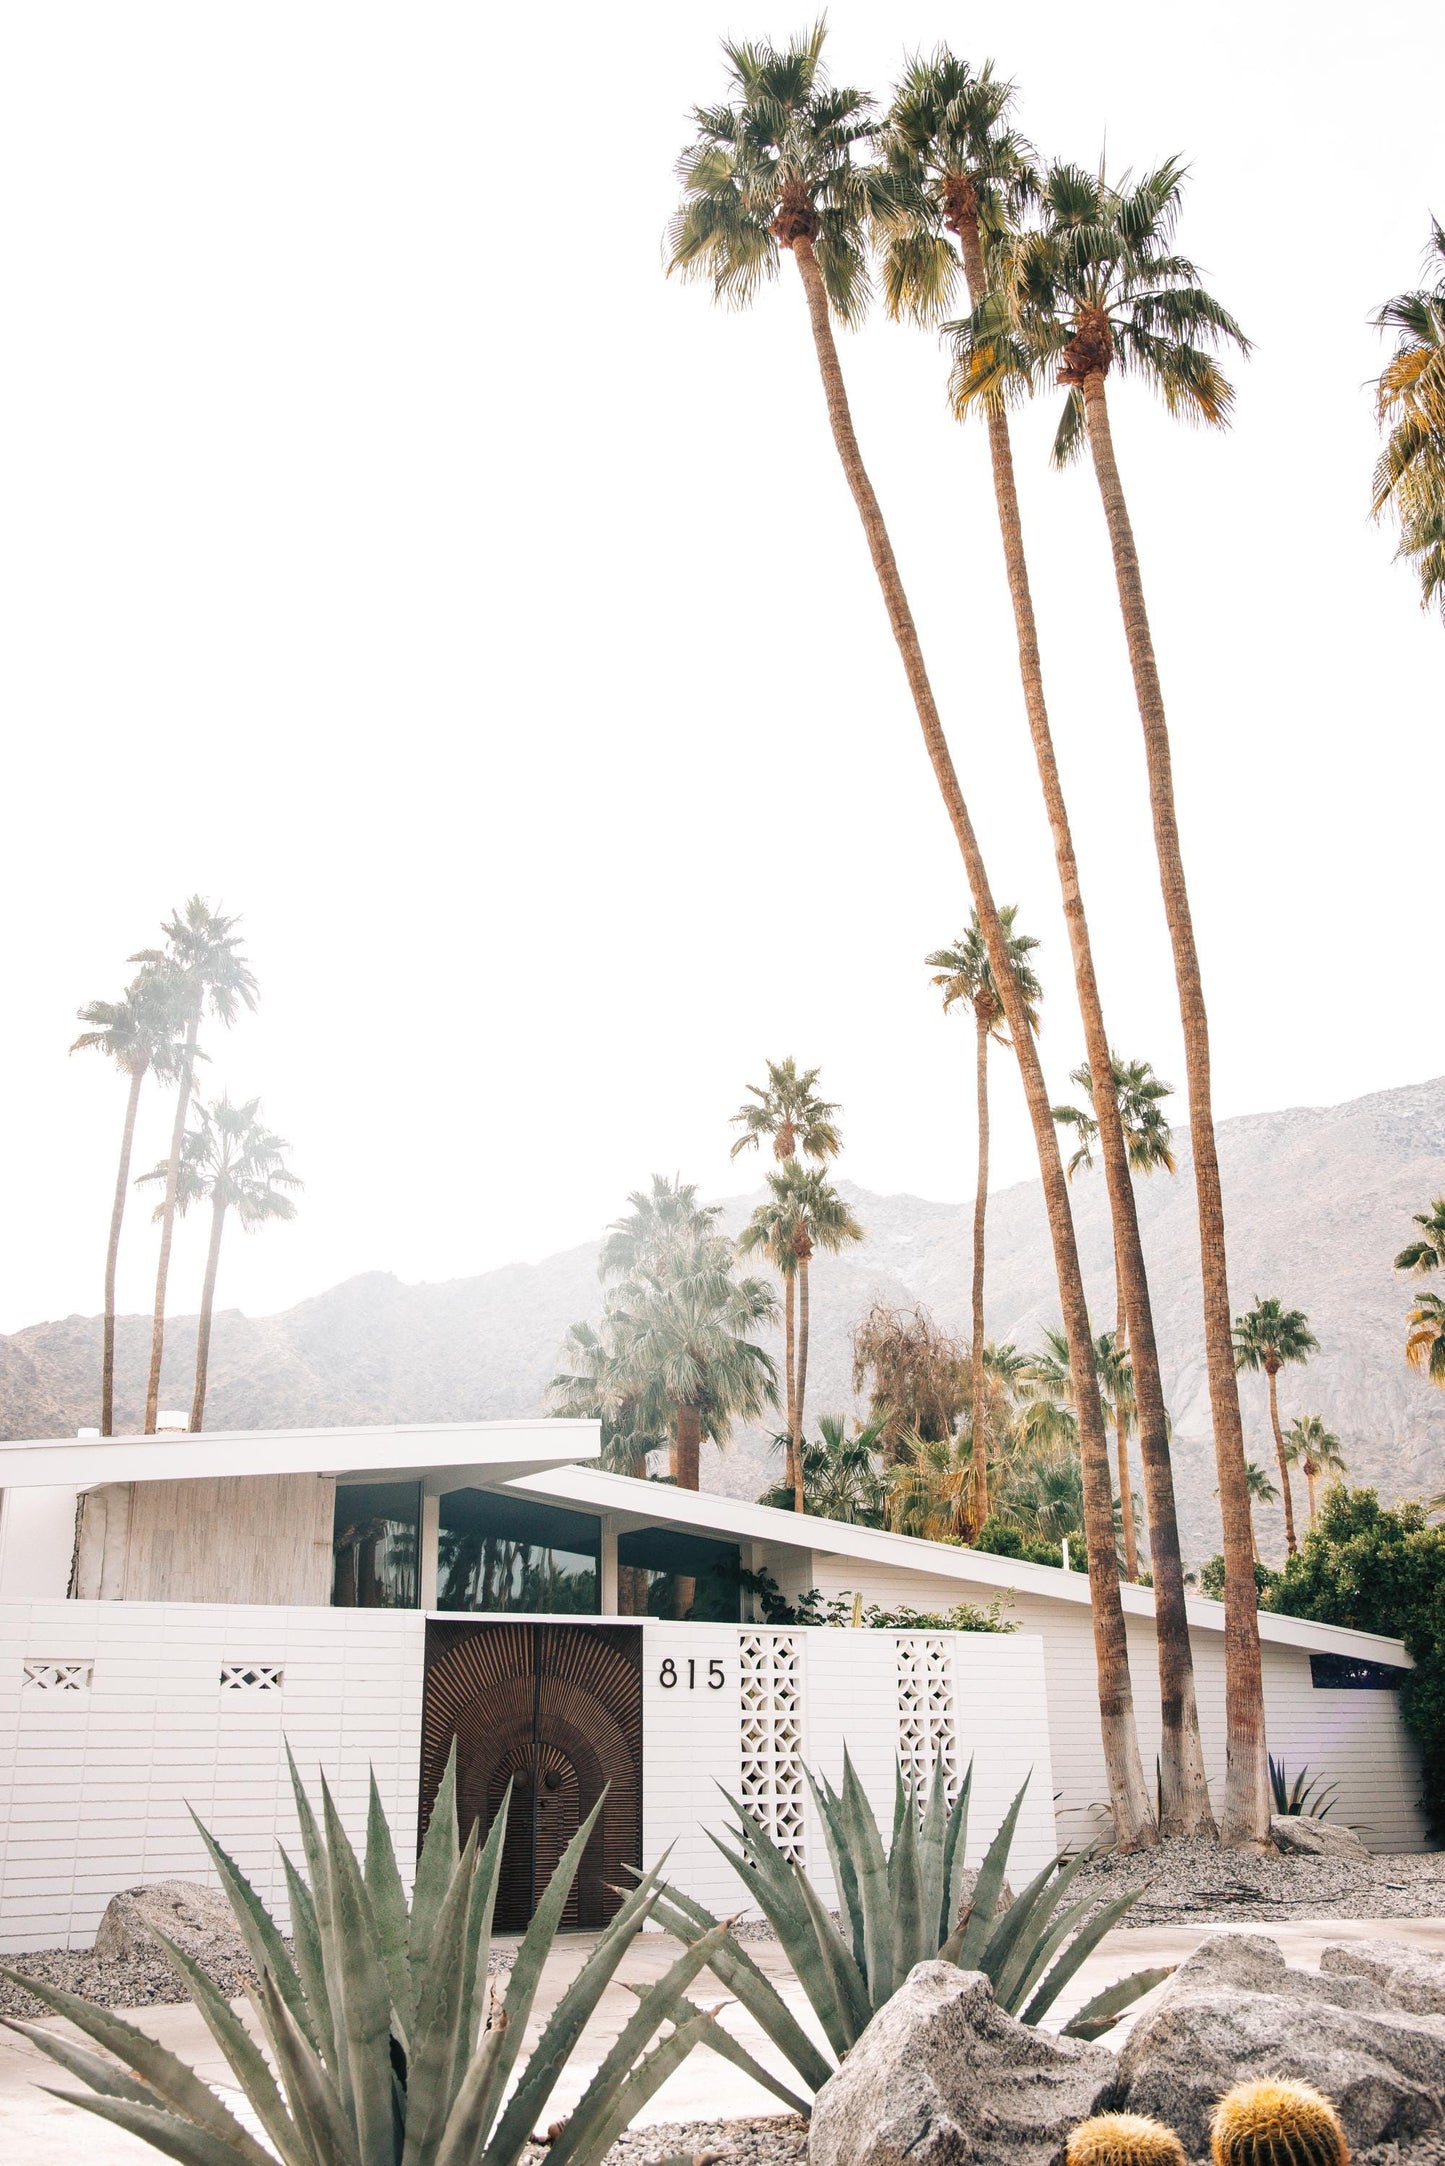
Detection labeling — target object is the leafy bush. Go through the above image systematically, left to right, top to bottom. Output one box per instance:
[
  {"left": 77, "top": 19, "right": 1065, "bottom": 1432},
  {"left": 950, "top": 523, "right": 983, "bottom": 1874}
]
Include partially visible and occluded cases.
[
  {"left": 1264, "top": 1486, "right": 1445, "bottom": 1836},
  {"left": 974, "top": 1517, "right": 1069, "bottom": 1569},
  {"left": 1196, "top": 1554, "right": 1279, "bottom": 1602},
  {"left": 739, "top": 1568, "right": 1014, "bottom": 1630},
  {"left": 861, "top": 1597, "right": 1016, "bottom": 1633},
  {"left": 0, "top": 1745, "right": 755, "bottom": 2166},
  {"left": 648, "top": 1752, "right": 1171, "bottom": 2094},
  {"left": 1268, "top": 1755, "right": 1338, "bottom": 1818}
]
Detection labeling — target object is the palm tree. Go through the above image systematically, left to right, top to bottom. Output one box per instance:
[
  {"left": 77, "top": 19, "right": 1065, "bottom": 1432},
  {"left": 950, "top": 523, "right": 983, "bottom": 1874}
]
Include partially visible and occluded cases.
[
  {"left": 669, "top": 27, "right": 1155, "bottom": 1848},
  {"left": 878, "top": 54, "right": 1212, "bottom": 1838},
  {"left": 954, "top": 156, "right": 1263, "bottom": 1845},
  {"left": 1372, "top": 222, "right": 1445, "bottom": 620},
  {"left": 131, "top": 898, "right": 258, "bottom": 1434},
  {"left": 926, "top": 906, "right": 1040, "bottom": 1532},
  {"left": 71, "top": 968, "right": 185, "bottom": 1434},
  {"left": 1053, "top": 1054, "right": 1175, "bottom": 1583},
  {"left": 730, "top": 1058, "right": 842, "bottom": 1165},
  {"left": 138, "top": 1095, "right": 299, "bottom": 1432},
  {"left": 599, "top": 1172, "right": 719, "bottom": 1282},
  {"left": 738, "top": 1174, "right": 806, "bottom": 1506},
  {"left": 1396, "top": 1197, "right": 1445, "bottom": 1277},
  {"left": 1406, "top": 1293, "right": 1445, "bottom": 1388},
  {"left": 1233, "top": 1297, "right": 1319, "bottom": 1555},
  {"left": 850, "top": 1301, "right": 969, "bottom": 1468},
  {"left": 547, "top": 1317, "right": 669, "bottom": 1478},
  {"left": 760, "top": 1412, "right": 887, "bottom": 1524},
  {"left": 1283, "top": 1416, "right": 1346, "bottom": 1532},
  {"left": 887, "top": 1428, "right": 980, "bottom": 1544},
  {"left": 1242, "top": 1461, "right": 1278, "bottom": 1566}
]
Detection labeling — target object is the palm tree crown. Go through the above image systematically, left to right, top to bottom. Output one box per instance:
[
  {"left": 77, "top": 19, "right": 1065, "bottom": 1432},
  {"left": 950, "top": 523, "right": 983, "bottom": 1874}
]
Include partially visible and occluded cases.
[
  {"left": 667, "top": 22, "right": 879, "bottom": 326},
  {"left": 873, "top": 49, "right": 1036, "bottom": 326},
  {"left": 951, "top": 157, "right": 1249, "bottom": 465},
  {"left": 1372, "top": 222, "right": 1445, "bottom": 620},
  {"left": 926, "top": 904, "right": 1041, "bottom": 1035},
  {"left": 72, "top": 971, "right": 186, "bottom": 1084},
  {"left": 1053, "top": 1054, "right": 1175, "bottom": 1179},
  {"left": 729, "top": 1057, "right": 842, "bottom": 1164},
  {"left": 158, "top": 1095, "right": 301, "bottom": 1230},
  {"left": 1396, "top": 1198, "right": 1445, "bottom": 1277},
  {"left": 1232, "top": 1297, "right": 1318, "bottom": 1379}
]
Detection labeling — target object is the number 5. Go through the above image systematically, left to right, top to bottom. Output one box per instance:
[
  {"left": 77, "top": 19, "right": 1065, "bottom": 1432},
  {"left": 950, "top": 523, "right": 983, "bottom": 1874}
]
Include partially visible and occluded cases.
[{"left": 708, "top": 1659, "right": 725, "bottom": 1689}]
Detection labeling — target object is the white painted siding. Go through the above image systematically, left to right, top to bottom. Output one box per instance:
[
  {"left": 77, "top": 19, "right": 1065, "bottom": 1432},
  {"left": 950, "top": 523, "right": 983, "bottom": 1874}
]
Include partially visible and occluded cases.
[
  {"left": 0, "top": 1489, "right": 80, "bottom": 1600},
  {"left": 808, "top": 1555, "right": 1428, "bottom": 1852}
]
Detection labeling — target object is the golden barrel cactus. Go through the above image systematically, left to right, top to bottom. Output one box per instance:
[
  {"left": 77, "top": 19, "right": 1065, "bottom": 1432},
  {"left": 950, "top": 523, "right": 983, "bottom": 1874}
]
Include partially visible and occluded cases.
[
  {"left": 1210, "top": 2079, "right": 1349, "bottom": 2166},
  {"left": 1067, "top": 2113, "right": 1189, "bottom": 2166}
]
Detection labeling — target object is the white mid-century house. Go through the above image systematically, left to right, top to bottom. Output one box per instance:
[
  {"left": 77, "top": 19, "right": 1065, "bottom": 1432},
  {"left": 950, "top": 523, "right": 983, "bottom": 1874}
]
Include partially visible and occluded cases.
[{"left": 0, "top": 1417, "right": 1426, "bottom": 1953}]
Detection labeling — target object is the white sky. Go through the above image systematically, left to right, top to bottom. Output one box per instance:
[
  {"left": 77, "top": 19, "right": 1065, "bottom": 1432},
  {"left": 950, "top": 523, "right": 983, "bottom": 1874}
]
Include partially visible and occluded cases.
[{"left": 2, "top": 2, "right": 1441, "bottom": 1336}]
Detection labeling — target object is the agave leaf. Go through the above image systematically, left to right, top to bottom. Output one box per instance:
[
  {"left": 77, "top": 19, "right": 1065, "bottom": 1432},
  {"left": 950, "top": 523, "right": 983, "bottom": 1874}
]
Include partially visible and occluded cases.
[
  {"left": 285, "top": 1741, "right": 335, "bottom": 1957},
  {"left": 409, "top": 1742, "right": 461, "bottom": 1995},
  {"left": 837, "top": 1750, "right": 893, "bottom": 2007},
  {"left": 941, "top": 1757, "right": 974, "bottom": 1943},
  {"left": 916, "top": 1758, "right": 949, "bottom": 1949},
  {"left": 891, "top": 1760, "right": 908, "bottom": 1857},
  {"left": 365, "top": 1766, "right": 415, "bottom": 2049},
  {"left": 804, "top": 1767, "right": 865, "bottom": 1975},
  {"left": 320, "top": 1774, "right": 397, "bottom": 2166},
  {"left": 953, "top": 1774, "right": 1029, "bottom": 1970},
  {"left": 889, "top": 1779, "right": 927, "bottom": 1979},
  {"left": 454, "top": 1781, "right": 510, "bottom": 2084},
  {"left": 714, "top": 1784, "right": 812, "bottom": 1913},
  {"left": 191, "top": 1811, "right": 316, "bottom": 2055},
  {"left": 704, "top": 1818, "right": 814, "bottom": 1961},
  {"left": 399, "top": 1819, "right": 481, "bottom": 2166},
  {"left": 702, "top": 1829, "right": 848, "bottom": 2054},
  {"left": 991, "top": 1846, "right": 1099, "bottom": 2011},
  {"left": 280, "top": 1847, "right": 338, "bottom": 2075},
  {"left": 789, "top": 1853, "right": 872, "bottom": 2047},
  {"left": 977, "top": 1854, "right": 1063, "bottom": 1992},
  {"left": 481, "top": 1866, "right": 668, "bottom": 2165},
  {"left": 1001, "top": 1883, "right": 1102, "bottom": 2015},
  {"left": 1020, "top": 1886, "right": 1143, "bottom": 2025},
  {"left": 645, "top": 1887, "right": 834, "bottom": 2094},
  {"left": 537, "top": 1925, "right": 734, "bottom": 2166},
  {"left": 145, "top": 1929, "right": 315, "bottom": 2166},
  {"left": 1062, "top": 1964, "right": 1175, "bottom": 2041},
  {"left": 0, "top": 1968, "right": 274, "bottom": 2166},
  {"left": 251, "top": 1969, "right": 361, "bottom": 2166},
  {"left": 648, "top": 1985, "right": 812, "bottom": 2116},
  {"left": 563, "top": 2009, "right": 716, "bottom": 2166},
  {"left": 432, "top": 2012, "right": 511, "bottom": 2166},
  {"left": 0, "top": 2013, "right": 161, "bottom": 2110},
  {"left": 34, "top": 2091, "right": 264, "bottom": 2166}
]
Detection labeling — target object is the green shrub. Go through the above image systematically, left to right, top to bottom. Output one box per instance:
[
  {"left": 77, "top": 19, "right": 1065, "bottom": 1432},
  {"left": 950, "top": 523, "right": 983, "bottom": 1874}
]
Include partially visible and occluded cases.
[
  {"left": 1264, "top": 1485, "right": 1445, "bottom": 1837},
  {"left": 974, "top": 1517, "right": 1069, "bottom": 1569},
  {"left": 1196, "top": 1554, "right": 1279, "bottom": 1603}
]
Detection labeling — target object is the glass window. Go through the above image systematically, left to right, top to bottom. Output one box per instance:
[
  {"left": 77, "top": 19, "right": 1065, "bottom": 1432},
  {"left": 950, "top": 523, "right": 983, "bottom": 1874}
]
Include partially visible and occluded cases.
[
  {"left": 332, "top": 1482, "right": 420, "bottom": 1608},
  {"left": 438, "top": 1489, "right": 600, "bottom": 1615},
  {"left": 616, "top": 1529, "right": 741, "bottom": 1622},
  {"left": 1309, "top": 1653, "right": 1405, "bottom": 1690}
]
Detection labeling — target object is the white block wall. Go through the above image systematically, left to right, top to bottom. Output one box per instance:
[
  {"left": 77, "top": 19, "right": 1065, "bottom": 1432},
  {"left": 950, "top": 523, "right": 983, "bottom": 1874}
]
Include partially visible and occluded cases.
[
  {"left": 807, "top": 1556, "right": 1430, "bottom": 1852},
  {"left": 0, "top": 1602, "right": 424, "bottom": 1953},
  {"left": 639, "top": 1623, "right": 1056, "bottom": 1921}
]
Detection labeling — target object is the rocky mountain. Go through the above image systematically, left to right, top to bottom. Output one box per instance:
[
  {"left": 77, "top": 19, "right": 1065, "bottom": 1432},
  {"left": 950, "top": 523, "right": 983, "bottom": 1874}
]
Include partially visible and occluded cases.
[{"left": 5, "top": 1076, "right": 1444, "bottom": 1563}]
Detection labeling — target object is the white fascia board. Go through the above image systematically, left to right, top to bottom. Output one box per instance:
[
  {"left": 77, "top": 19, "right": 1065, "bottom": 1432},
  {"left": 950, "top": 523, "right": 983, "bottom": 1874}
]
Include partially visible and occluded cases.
[
  {"left": 0, "top": 1418, "right": 601, "bottom": 1491},
  {"left": 514, "top": 1465, "right": 1414, "bottom": 1670}
]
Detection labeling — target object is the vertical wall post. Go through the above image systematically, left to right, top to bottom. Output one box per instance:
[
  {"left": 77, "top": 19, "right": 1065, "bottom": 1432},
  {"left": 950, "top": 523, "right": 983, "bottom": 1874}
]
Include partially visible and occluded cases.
[
  {"left": 419, "top": 1493, "right": 440, "bottom": 1610},
  {"left": 600, "top": 1516, "right": 619, "bottom": 1615}
]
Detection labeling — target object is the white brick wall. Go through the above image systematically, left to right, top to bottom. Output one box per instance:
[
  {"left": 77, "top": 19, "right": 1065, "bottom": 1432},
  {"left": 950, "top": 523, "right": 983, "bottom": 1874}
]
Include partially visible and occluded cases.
[
  {"left": 807, "top": 1555, "right": 1429, "bottom": 1851},
  {"left": 0, "top": 1601, "right": 424, "bottom": 1952}
]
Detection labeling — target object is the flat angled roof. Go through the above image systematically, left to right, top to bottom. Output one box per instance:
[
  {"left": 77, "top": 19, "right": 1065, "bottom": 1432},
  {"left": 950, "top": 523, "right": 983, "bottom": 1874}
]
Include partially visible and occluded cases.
[
  {"left": 0, "top": 1418, "right": 601, "bottom": 1491},
  {"left": 515, "top": 1464, "right": 1415, "bottom": 1670}
]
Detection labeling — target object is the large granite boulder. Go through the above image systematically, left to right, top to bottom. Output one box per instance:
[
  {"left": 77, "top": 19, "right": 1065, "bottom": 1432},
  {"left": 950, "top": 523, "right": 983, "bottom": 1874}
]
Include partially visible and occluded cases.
[
  {"left": 1269, "top": 1813, "right": 1371, "bottom": 1862},
  {"left": 94, "top": 1881, "right": 241, "bottom": 1964},
  {"left": 1118, "top": 1933, "right": 1445, "bottom": 2156},
  {"left": 1322, "top": 1939, "right": 1445, "bottom": 2017},
  {"left": 809, "top": 1962, "right": 1116, "bottom": 2166}
]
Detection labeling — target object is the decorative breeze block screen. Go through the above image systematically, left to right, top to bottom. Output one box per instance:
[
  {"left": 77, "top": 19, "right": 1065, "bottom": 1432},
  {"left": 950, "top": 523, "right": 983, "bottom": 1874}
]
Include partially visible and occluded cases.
[
  {"left": 739, "top": 1630, "right": 805, "bottom": 1863},
  {"left": 896, "top": 1635, "right": 959, "bottom": 1803},
  {"left": 21, "top": 1659, "right": 93, "bottom": 1695},
  {"left": 219, "top": 1663, "right": 285, "bottom": 1694}
]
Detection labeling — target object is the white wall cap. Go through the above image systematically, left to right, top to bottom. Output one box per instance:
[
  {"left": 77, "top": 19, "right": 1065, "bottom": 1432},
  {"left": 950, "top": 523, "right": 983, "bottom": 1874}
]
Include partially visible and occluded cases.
[
  {"left": 0, "top": 1418, "right": 601, "bottom": 1491},
  {"left": 513, "top": 1464, "right": 1415, "bottom": 1671}
]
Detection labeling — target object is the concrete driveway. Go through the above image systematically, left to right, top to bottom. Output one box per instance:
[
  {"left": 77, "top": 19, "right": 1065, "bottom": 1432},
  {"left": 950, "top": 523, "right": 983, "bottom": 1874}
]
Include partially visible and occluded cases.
[{"left": 5, "top": 1917, "right": 1445, "bottom": 2163}]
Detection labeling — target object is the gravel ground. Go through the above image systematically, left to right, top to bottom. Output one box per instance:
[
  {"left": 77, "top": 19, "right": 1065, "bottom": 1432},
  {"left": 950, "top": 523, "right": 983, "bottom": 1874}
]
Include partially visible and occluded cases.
[
  {"left": 1070, "top": 1838, "right": 1445, "bottom": 1926},
  {"left": 0, "top": 1937, "right": 516, "bottom": 2022},
  {"left": 580, "top": 2113, "right": 807, "bottom": 2164}
]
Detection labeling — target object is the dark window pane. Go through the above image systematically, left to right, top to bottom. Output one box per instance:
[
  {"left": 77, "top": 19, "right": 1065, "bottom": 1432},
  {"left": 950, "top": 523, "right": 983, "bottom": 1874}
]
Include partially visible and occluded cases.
[
  {"left": 333, "top": 1482, "right": 420, "bottom": 1609},
  {"left": 438, "top": 1489, "right": 599, "bottom": 1615},
  {"left": 616, "top": 1530, "right": 740, "bottom": 1622},
  {"left": 1309, "top": 1652, "right": 1405, "bottom": 1690}
]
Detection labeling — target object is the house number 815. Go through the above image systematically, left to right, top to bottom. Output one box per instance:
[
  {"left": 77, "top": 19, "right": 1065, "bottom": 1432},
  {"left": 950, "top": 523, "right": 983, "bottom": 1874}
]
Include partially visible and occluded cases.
[{"left": 659, "top": 1658, "right": 725, "bottom": 1689}]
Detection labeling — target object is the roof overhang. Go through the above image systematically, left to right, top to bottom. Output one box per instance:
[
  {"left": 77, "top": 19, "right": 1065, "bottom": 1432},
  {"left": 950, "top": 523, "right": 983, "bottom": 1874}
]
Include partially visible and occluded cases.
[
  {"left": 0, "top": 1419, "right": 601, "bottom": 1493},
  {"left": 514, "top": 1465, "right": 1415, "bottom": 1671}
]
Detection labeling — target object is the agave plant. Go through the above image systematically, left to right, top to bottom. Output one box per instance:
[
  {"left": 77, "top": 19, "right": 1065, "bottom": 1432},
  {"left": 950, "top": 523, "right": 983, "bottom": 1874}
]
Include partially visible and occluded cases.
[
  {"left": 0, "top": 1744, "right": 794, "bottom": 2165},
  {"left": 645, "top": 1751, "right": 1170, "bottom": 2091},
  {"left": 1267, "top": 1755, "right": 1339, "bottom": 1820}
]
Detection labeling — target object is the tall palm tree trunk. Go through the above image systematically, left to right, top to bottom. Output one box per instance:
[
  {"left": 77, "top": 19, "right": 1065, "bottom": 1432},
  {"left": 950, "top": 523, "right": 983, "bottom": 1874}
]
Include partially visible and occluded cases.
[
  {"left": 956, "top": 216, "right": 1212, "bottom": 1838},
  {"left": 791, "top": 236, "right": 1156, "bottom": 1849},
  {"left": 1081, "top": 368, "right": 1268, "bottom": 1849},
  {"left": 971, "top": 1007, "right": 990, "bottom": 1530},
  {"left": 144, "top": 1009, "right": 200, "bottom": 1435},
  {"left": 102, "top": 1062, "right": 147, "bottom": 1436},
  {"left": 189, "top": 1195, "right": 228, "bottom": 1434},
  {"left": 1114, "top": 1254, "right": 1139, "bottom": 1583},
  {"left": 795, "top": 1255, "right": 811, "bottom": 1515},
  {"left": 783, "top": 1271, "right": 799, "bottom": 1508},
  {"left": 1266, "top": 1366, "right": 1298, "bottom": 1554},
  {"left": 674, "top": 1401, "right": 702, "bottom": 1491},
  {"left": 1306, "top": 1468, "right": 1318, "bottom": 1529}
]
